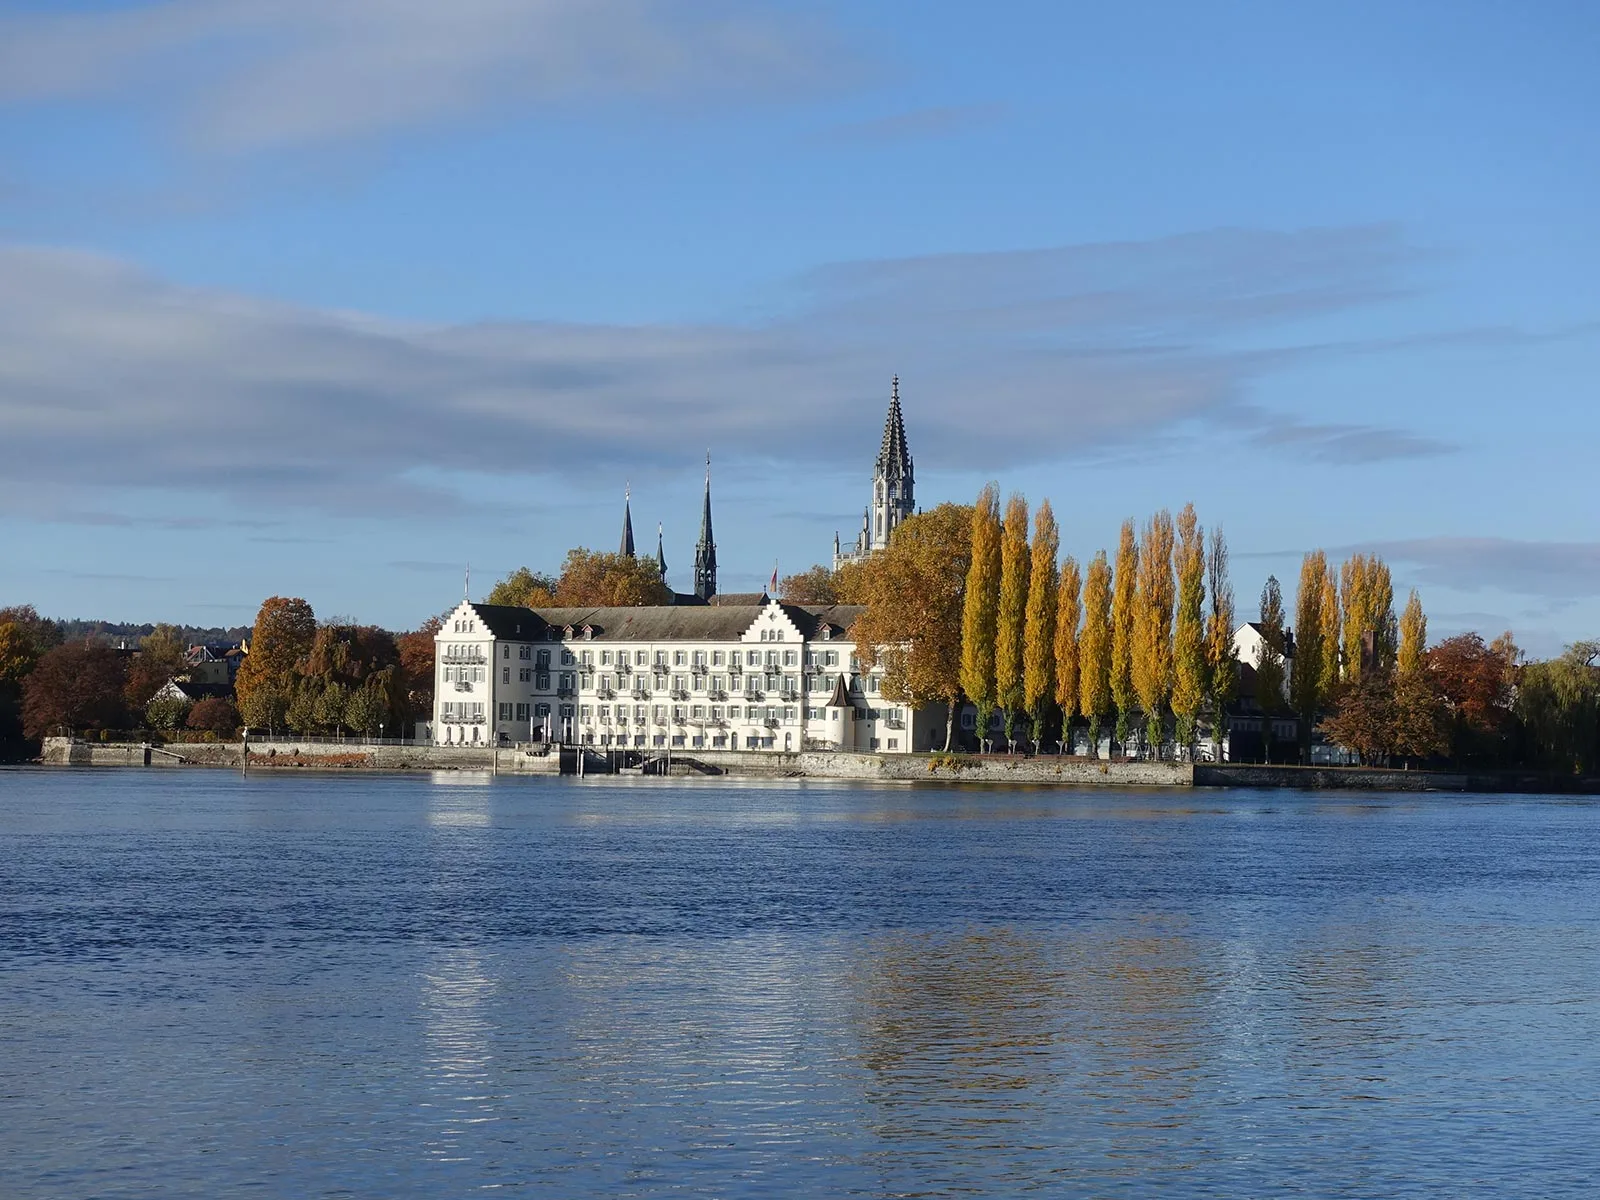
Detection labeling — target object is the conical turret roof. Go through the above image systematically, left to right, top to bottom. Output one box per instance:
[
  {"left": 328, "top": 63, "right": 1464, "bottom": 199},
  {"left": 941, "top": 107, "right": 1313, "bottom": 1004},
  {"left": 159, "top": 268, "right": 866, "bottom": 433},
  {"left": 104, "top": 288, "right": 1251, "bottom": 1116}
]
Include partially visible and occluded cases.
[{"left": 876, "top": 375, "right": 911, "bottom": 479}]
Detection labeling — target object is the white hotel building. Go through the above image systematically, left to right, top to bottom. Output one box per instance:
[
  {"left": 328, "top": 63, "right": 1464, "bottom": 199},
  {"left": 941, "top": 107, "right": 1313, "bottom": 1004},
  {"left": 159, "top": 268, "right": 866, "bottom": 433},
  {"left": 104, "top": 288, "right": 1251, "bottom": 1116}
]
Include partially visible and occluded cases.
[{"left": 431, "top": 381, "right": 945, "bottom": 753}]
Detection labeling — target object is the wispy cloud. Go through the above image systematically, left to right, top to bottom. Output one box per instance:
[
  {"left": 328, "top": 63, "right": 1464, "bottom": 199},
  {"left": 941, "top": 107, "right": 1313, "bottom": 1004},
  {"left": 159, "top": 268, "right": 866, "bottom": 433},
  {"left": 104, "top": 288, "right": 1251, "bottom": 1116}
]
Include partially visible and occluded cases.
[
  {"left": 0, "top": 0, "right": 845, "bottom": 152},
  {"left": 0, "top": 226, "right": 1449, "bottom": 521},
  {"left": 1239, "top": 405, "right": 1455, "bottom": 463},
  {"left": 1352, "top": 536, "right": 1600, "bottom": 601}
]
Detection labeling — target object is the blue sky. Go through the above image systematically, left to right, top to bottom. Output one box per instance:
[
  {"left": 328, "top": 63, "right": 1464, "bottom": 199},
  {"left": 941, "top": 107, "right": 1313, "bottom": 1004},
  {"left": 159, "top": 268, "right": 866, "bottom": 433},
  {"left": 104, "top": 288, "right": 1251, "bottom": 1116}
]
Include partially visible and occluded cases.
[{"left": 0, "top": 0, "right": 1596, "bottom": 653}]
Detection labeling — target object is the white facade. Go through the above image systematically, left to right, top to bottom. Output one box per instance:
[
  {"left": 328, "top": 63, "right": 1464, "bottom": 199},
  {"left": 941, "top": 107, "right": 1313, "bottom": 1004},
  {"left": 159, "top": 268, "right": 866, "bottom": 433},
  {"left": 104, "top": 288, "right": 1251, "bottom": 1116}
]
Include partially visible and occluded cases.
[{"left": 433, "top": 595, "right": 946, "bottom": 754}]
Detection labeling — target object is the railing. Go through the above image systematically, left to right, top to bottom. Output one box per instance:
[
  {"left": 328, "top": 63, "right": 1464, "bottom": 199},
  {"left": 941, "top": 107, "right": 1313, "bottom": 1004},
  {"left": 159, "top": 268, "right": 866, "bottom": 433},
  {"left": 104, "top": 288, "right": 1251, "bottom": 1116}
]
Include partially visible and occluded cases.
[
  {"left": 440, "top": 652, "right": 486, "bottom": 664},
  {"left": 691, "top": 663, "right": 707, "bottom": 674},
  {"left": 453, "top": 681, "right": 474, "bottom": 692},
  {"left": 557, "top": 687, "right": 575, "bottom": 698},
  {"left": 597, "top": 687, "right": 615, "bottom": 699},
  {"left": 632, "top": 688, "right": 651, "bottom": 700},
  {"left": 670, "top": 688, "right": 690, "bottom": 701}
]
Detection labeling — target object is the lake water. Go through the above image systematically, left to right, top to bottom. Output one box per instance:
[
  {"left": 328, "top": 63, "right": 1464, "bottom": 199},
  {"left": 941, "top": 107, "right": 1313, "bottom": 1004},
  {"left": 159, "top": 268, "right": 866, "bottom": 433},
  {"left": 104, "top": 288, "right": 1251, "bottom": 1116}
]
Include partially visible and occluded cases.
[{"left": 1, "top": 769, "right": 1597, "bottom": 1198}]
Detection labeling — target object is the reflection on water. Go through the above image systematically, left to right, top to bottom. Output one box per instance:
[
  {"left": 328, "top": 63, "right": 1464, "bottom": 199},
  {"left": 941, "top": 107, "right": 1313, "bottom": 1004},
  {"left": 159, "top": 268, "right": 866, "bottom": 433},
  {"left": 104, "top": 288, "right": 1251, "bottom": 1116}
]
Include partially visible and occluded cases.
[{"left": 0, "top": 771, "right": 1597, "bottom": 1198}]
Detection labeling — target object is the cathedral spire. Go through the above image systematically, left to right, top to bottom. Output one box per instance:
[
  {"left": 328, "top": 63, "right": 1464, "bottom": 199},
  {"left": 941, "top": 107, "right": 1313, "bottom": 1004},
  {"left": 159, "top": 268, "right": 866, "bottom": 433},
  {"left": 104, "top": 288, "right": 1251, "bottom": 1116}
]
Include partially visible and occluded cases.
[
  {"left": 877, "top": 374, "right": 911, "bottom": 480},
  {"left": 869, "top": 376, "right": 914, "bottom": 551},
  {"left": 693, "top": 452, "right": 717, "bottom": 601},
  {"left": 620, "top": 484, "right": 635, "bottom": 558},
  {"left": 656, "top": 522, "right": 667, "bottom": 582}
]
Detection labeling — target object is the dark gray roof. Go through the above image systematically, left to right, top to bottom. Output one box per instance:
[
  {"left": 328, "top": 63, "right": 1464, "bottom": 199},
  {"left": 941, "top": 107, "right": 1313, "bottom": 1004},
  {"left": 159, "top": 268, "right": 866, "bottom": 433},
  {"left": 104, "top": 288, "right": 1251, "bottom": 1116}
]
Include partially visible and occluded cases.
[
  {"left": 465, "top": 601, "right": 862, "bottom": 643},
  {"left": 465, "top": 603, "right": 547, "bottom": 640}
]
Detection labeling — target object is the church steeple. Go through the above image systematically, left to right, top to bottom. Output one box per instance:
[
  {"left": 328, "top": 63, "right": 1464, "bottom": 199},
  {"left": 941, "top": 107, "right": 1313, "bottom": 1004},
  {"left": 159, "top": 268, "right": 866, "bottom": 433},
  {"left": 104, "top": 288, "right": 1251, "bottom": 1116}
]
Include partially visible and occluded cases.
[
  {"left": 870, "top": 375, "right": 914, "bottom": 550},
  {"left": 693, "top": 453, "right": 717, "bottom": 601},
  {"left": 620, "top": 484, "right": 635, "bottom": 557},
  {"left": 656, "top": 522, "right": 667, "bottom": 582}
]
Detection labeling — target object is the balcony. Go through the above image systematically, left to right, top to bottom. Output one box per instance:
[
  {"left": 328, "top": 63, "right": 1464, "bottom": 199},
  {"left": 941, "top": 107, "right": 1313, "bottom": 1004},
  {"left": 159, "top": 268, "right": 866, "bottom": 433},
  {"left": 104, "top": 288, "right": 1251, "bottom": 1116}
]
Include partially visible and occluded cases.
[
  {"left": 441, "top": 651, "right": 486, "bottom": 664},
  {"left": 691, "top": 663, "right": 708, "bottom": 674},
  {"left": 453, "top": 681, "right": 474, "bottom": 692},
  {"left": 557, "top": 687, "right": 575, "bottom": 699},
  {"left": 597, "top": 687, "right": 616, "bottom": 699},
  {"left": 631, "top": 688, "right": 651, "bottom": 700},
  {"left": 670, "top": 688, "right": 690, "bottom": 701},
  {"left": 707, "top": 689, "right": 727, "bottom": 701},
  {"left": 763, "top": 718, "right": 780, "bottom": 728},
  {"left": 885, "top": 718, "right": 905, "bottom": 729}
]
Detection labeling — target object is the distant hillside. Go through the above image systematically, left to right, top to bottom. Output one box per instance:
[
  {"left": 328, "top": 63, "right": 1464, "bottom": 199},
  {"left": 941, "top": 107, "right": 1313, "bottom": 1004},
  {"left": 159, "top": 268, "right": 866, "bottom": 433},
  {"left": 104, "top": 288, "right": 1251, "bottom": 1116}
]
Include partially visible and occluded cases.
[{"left": 52, "top": 619, "right": 253, "bottom": 646}]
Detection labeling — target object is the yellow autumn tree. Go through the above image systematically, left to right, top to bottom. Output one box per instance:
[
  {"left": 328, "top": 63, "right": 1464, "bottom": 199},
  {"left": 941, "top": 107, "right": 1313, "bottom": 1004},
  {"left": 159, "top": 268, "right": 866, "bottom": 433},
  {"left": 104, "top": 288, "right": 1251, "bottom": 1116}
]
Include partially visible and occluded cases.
[
  {"left": 959, "top": 484, "right": 1002, "bottom": 749},
  {"left": 995, "top": 493, "right": 1031, "bottom": 750},
  {"left": 1021, "top": 499, "right": 1059, "bottom": 751},
  {"left": 850, "top": 503, "right": 975, "bottom": 752},
  {"left": 1171, "top": 504, "right": 1207, "bottom": 758},
  {"left": 1131, "top": 510, "right": 1175, "bottom": 757},
  {"left": 1110, "top": 519, "right": 1140, "bottom": 752},
  {"left": 1205, "top": 527, "right": 1236, "bottom": 755},
  {"left": 1078, "top": 551, "right": 1113, "bottom": 758},
  {"left": 1291, "top": 551, "right": 1331, "bottom": 759},
  {"left": 1341, "top": 553, "right": 1396, "bottom": 680},
  {"left": 1054, "top": 555, "right": 1082, "bottom": 753},
  {"left": 1319, "top": 570, "right": 1341, "bottom": 694},
  {"left": 1398, "top": 589, "right": 1426, "bottom": 675}
]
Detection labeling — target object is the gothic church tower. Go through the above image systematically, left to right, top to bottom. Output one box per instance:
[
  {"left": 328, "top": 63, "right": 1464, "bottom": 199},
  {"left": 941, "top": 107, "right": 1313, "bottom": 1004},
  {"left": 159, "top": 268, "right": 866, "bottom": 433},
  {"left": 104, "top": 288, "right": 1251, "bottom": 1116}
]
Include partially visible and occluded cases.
[{"left": 870, "top": 376, "right": 914, "bottom": 551}]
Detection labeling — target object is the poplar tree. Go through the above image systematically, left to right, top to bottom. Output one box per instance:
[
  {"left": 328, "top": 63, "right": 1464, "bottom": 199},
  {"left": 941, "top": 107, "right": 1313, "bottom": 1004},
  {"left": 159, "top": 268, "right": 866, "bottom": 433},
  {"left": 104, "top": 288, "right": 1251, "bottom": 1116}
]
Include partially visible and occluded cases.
[
  {"left": 960, "top": 484, "right": 1002, "bottom": 750},
  {"left": 995, "top": 493, "right": 1031, "bottom": 750},
  {"left": 1022, "top": 500, "right": 1059, "bottom": 752},
  {"left": 1171, "top": 504, "right": 1207, "bottom": 759},
  {"left": 1132, "top": 510, "right": 1175, "bottom": 757},
  {"left": 1110, "top": 520, "right": 1140, "bottom": 753},
  {"left": 1205, "top": 527, "right": 1236, "bottom": 758},
  {"left": 1291, "top": 550, "right": 1330, "bottom": 760},
  {"left": 1078, "top": 551, "right": 1113, "bottom": 758},
  {"left": 1341, "top": 554, "right": 1396, "bottom": 680},
  {"left": 1054, "top": 555, "right": 1082, "bottom": 754},
  {"left": 1319, "top": 571, "right": 1342, "bottom": 694},
  {"left": 1256, "top": 576, "right": 1287, "bottom": 762},
  {"left": 1398, "top": 589, "right": 1427, "bottom": 675}
]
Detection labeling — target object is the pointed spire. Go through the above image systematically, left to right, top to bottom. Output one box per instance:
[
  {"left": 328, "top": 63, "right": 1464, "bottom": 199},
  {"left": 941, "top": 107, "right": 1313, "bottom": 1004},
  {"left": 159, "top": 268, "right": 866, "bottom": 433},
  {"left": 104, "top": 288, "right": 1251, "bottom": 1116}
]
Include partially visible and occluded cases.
[
  {"left": 876, "top": 374, "right": 911, "bottom": 479},
  {"left": 694, "top": 452, "right": 718, "bottom": 601},
  {"left": 620, "top": 483, "right": 635, "bottom": 557},
  {"left": 656, "top": 521, "right": 667, "bottom": 582},
  {"left": 464, "top": 564, "right": 470, "bottom": 601}
]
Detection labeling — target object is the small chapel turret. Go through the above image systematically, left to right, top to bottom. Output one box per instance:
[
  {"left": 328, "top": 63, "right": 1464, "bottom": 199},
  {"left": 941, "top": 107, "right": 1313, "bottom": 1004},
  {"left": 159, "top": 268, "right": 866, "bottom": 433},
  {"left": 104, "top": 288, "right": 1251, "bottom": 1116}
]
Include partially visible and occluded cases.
[{"left": 693, "top": 454, "right": 718, "bottom": 601}]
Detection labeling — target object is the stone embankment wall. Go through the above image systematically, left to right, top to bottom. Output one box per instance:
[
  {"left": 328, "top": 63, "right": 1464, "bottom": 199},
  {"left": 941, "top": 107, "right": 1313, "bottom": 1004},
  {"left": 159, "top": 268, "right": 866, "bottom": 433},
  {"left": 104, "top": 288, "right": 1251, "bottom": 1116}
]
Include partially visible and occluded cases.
[
  {"left": 38, "top": 738, "right": 558, "bottom": 774},
  {"left": 670, "top": 749, "right": 1193, "bottom": 787},
  {"left": 1196, "top": 762, "right": 1600, "bottom": 793}
]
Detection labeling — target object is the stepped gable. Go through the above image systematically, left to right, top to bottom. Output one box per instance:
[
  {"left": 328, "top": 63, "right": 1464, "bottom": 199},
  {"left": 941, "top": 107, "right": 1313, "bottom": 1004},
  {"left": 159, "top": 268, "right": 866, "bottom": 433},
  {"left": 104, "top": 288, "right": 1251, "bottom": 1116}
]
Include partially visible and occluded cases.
[{"left": 464, "top": 603, "right": 548, "bottom": 640}]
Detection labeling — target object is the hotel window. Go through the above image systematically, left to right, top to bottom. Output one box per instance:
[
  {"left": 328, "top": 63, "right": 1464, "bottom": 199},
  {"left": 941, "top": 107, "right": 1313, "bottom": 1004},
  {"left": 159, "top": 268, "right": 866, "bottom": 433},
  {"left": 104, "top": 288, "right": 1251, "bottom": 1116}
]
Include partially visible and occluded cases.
[
  {"left": 503, "top": 646, "right": 510, "bottom": 659},
  {"left": 519, "top": 646, "right": 531, "bottom": 660},
  {"left": 561, "top": 649, "right": 575, "bottom": 665},
  {"left": 536, "top": 650, "right": 550, "bottom": 668},
  {"left": 580, "top": 650, "right": 594, "bottom": 667},
  {"left": 600, "top": 650, "right": 612, "bottom": 665},
  {"left": 746, "top": 650, "right": 760, "bottom": 666},
  {"left": 784, "top": 650, "right": 797, "bottom": 666},
  {"left": 655, "top": 651, "right": 668, "bottom": 667},
  {"left": 674, "top": 651, "right": 687, "bottom": 666},
  {"left": 692, "top": 651, "right": 706, "bottom": 667},
  {"left": 712, "top": 651, "right": 725, "bottom": 666},
  {"left": 765, "top": 651, "right": 778, "bottom": 667},
  {"left": 825, "top": 652, "right": 838, "bottom": 666},
  {"left": 502, "top": 668, "right": 510, "bottom": 684},
  {"left": 519, "top": 668, "right": 532, "bottom": 682},
  {"left": 579, "top": 673, "right": 594, "bottom": 689},
  {"left": 537, "top": 674, "right": 550, "bottom": 689},
  {"left": 600, "top": 674, "right": 613, "bottom": 691},
  {"left": 654, "top": 674, "right": 668, "bottom": 689},
  {"left": 673, "top": 675, "right": 687, "bottom": 692},
  {"left": 711, "top": 675, "right": 724, "bottom": 692},
  {"left": 693, "top": 676, "right": 704, "bottom": 692},
  {"left": 868, "top": 677, "right": 879, "bottom": 693},
  {"left": 498, "top": 703, "right": 512, "bottom": 721},
  {"left": 515, "top": 703, "right": 529, "bottom": 721},
  {"left": 535, "top": 703, "right": 550, "bottom": 718},
  {"left": 560, "top": 704, "right": 574, "bottom": 719},
  {"left": 635, "top": 705, "right": 647, "bottom": 722},
  {"left": 653, "top": 705, "right": 666, "bottom": 723},
  {"left": 672, "top": 705, "right": 686, "bottom": 722},
  {"left": 692, "top": 705, "right": 706, "bottom": 720},
  {"left": 598, "top": 706, "right": 610, "bottom": 723},
  {"left": 711, "top": 706, "right": 724, "bottom": 720},
  {"left": 783, "top": 706, "right": 796, "bottom": 721},
  {"left": 807, "top": 707, "right": 823, "bottom": 719},
  {"left": 616, "top": 709, "right": 628, "bottom": 725},
  {"left": 888, "top": 738, "right": 898, "bottom": 750}
]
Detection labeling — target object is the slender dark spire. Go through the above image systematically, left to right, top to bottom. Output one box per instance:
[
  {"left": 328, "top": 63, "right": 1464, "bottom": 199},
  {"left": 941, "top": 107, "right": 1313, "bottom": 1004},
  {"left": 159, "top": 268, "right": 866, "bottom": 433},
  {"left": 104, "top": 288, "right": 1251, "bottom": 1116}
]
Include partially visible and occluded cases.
[
  {"left": 876, "top": 374, "right": 912, "bottom": 480},
  {"left": 693, "top": 452, "right": 717, "bottom": 601},
  {"left": 620, "top": 484, "right": 636, "bottom": 558},
  {"left": 656, "top": 522, "right": 667, "bottom": 582}
]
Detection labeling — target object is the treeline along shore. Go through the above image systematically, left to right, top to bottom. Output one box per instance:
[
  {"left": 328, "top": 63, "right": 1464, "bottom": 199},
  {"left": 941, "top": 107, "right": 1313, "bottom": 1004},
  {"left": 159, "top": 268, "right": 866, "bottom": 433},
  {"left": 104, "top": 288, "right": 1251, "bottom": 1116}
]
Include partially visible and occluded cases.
[{"left": 4, "top": 484, "right": 1599, "bottom": 780}]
